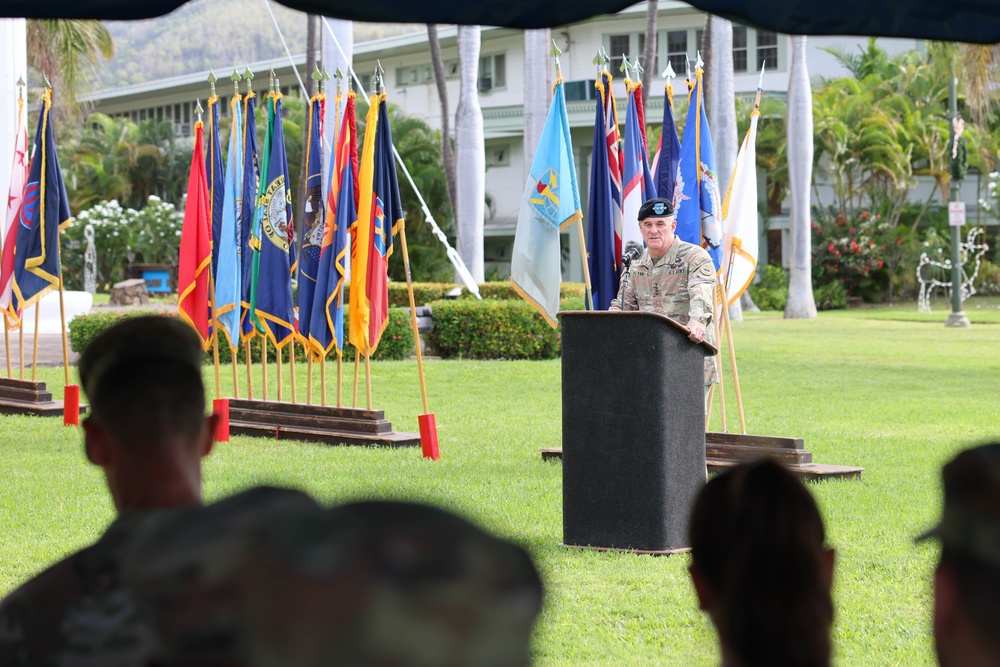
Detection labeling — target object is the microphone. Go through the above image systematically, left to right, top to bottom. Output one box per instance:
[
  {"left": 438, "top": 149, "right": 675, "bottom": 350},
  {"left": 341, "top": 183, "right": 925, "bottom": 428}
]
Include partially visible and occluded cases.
[{"left": 621, "top": 241, "right": 644, "bottom": 269}]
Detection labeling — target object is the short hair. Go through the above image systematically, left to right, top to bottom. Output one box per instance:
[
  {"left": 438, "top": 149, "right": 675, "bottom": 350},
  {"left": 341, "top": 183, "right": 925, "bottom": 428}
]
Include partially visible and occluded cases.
[
  {"left": 79, "top": 316, "right": 206, "bottom": 443},
  {"left": 689, "top": 459, "right": 832, "bottom": 667},
  {"left": 939, "top": 547, "right": 1000, "bottom": 653}
]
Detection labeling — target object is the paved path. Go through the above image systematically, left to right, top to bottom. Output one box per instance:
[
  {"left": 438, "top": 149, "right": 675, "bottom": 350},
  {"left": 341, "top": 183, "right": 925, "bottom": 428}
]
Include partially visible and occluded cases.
[{"left": 3, "top": 303, "right": 178, "bottom": 369}]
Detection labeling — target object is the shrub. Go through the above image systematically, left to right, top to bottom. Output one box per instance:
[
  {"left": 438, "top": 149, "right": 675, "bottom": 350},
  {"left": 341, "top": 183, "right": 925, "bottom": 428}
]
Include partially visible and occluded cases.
[
  {"left": 974, "top": 259, "right": 1000, "bottom": 296},
  {"left": 748, "top": 264, "right": 788, "bottom": 311},
  {"left": 475, "top": 281, "right": 586, "bottom": 301},
  {"left": 813, "top": 281, "right": 849, "bottom": 310},
  {"left": 386, "top": 282, "right": 457, "bottom": 307},
  {"left": 428, "top": 299, "right": 560, "bottom": 359},
  {"left": 342, "top": 308, "right": 415, "bottom": 361},
  {"left": 68, "top": 310, "right": 178, "bottom": 354}
]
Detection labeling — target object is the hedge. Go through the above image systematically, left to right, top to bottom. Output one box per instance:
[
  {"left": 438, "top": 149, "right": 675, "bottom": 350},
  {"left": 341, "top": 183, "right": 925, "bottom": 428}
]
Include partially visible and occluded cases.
[
  {"left": 370, "top": 281, "right": 588, "bottom": 306},
  {"left": 427, "top": 299, "right": 561, "bottom": 360},
  {"left": 68, "top": 308, "right": 415, "bottom": 363}
]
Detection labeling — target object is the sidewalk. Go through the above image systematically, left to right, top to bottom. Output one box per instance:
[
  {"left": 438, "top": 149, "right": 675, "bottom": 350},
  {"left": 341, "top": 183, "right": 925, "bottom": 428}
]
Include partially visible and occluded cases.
[{"left": 3, "top": 302, "right": 178, "bottom": 368}]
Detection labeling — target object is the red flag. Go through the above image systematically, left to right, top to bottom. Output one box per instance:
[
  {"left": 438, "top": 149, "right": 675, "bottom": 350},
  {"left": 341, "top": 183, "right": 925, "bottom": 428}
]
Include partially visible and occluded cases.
[{"left": 177, "top": 122, "right": 212, "bottom": 349}]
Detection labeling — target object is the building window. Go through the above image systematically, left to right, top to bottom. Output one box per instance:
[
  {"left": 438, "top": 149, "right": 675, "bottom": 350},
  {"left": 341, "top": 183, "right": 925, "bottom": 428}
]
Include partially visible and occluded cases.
[
  {"left": 733, "top": 26, "right": 748, "bottom": 72},
  {"left": 666, "top": 30, "right": 688, "bottom": 76},
  {"left": 757, "top": 30, "right": 778, "bottom": 70},
  {"left": 606, "top": 33, "right": 653, "bottom": 75},
  {"left": 478, "top": 53, "right": 507, "bottom": 92},
  {"left": 486, "top": 143, "right": 510, "bottom": 167}
]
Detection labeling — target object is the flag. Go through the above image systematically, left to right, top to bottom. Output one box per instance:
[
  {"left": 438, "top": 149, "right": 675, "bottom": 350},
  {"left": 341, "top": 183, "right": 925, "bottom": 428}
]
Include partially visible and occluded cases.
[
  {"left": 673, "top": 68, "right": 724, "bottom": 270},
  {"left": 586, "top": 72, "right": 620, "bottom": 310},
  {"left": 621, "top": 77, "right": 655, "bottom": 252},
  {"left": 510, "top": 78, "right": 581, "bottom": 327},
  {"left": 632, "top": 80, "right": 648, "bottom": 152},
  {"left": 651, "top": 81, "right": 681, "bottom": 204},
  {"left": 11, "top": 89, "right": 71, "bottom": 317},
  {"left": 240, "top": 91, "right": 260, "bottom": 343},
  {"left": 296, "top": 92, "right": 326, "bottom": 345},
  {"left": 308, "top": 92, "right": 356, "bottom": 359},
  {"left": 206, "top": 93, "right": 224, "bottom": 282},
  {"left": 215, "top": 93, "right": 244, "bottom": 350},
  {"left": 251, "top": 93, "right": 295, "bottom": 349},
  {"left": 351, "top": 93, "right": 403, "bottom": 355},
  {"left": 0, "top": 95, "right": 29, "bottom": 325},
  {"left": 721, "top": 109, "right": 760, "bottom": 306},
  {"left": 177, "top": 120, "right": 212, "bottom": 349}
]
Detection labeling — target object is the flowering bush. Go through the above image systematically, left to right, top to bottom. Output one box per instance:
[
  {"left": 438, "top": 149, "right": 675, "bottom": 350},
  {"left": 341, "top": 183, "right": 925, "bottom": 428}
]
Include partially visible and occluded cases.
[
  {"left": 62, "top": 196, "right": 183, "bottom": 291},
  {"left": 812, "top": 210, "right": 898, "bottom": 302}
]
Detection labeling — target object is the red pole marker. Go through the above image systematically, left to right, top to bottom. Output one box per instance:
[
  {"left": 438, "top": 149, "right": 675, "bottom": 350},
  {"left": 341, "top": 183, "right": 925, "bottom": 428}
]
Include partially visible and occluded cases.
[
  {"left": 63, "top": 384, "right": 80, "bottom": 427},
  {"left": 213, "top": 398, "right": 230, "bottom": 442},
  {"left": 418, "top": 413, "right": 440, "bottom": 460}
]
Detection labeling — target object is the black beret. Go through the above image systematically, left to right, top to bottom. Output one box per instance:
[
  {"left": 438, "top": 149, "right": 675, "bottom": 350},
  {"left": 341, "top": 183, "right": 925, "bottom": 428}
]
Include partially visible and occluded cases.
[{"left": 637, "top": 198, "right": 674, "bottom": 220}]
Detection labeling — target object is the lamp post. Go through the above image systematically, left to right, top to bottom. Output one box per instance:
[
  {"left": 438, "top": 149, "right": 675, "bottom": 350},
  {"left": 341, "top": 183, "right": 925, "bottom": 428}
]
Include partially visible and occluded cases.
[{"left": 946, "top": 65, "right": 971, "bottom": 328}]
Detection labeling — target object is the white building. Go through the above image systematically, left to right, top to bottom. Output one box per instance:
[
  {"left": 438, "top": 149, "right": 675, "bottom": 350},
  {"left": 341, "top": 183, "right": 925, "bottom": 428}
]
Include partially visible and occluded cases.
[{"left": 88, "top": 1, "right": 948, "bottom": 280}]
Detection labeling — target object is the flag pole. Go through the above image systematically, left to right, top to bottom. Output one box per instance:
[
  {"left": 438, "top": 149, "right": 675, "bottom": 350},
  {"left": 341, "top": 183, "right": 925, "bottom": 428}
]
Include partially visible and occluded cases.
[
  {"left": 210, "top": 273, "right": 222, "bottom": 398},
  {"left": 718, "top": 277, "right": 746, "bottom": 433},
  {"left": 713, "top": 284, "right": 728, "bottom": 433},
  {"left": 31, "top": 299, "right": 39, "bottom": 381},
  {"left": 19, "top": 314, "right": 24, "bottom": 379},
  {"left": 3, "top": 316, "right": 10, "bottom": 378},
  {"left": 262, "top": 337, "right": 268, "bottom": 400},
  {"left": 276, "top": 339, "right": 283, "bottom": 401},
  {"left": 289, "top": 339, "right": 296, "bottom": 402},
  {"left": 245, "top": 340, "right": 253, "bottom": 398},
  {"left": 364, "top": 343, "right": 372, "bottom": 410},
  {"left": 352, "top": 349, "right": 359, "bottom": 407},
  {"left": 307, "top": 351, "right": 313, "bottom": 404},
  {"left": 336, "top": 354, "right": 342, "bottom": 406}
]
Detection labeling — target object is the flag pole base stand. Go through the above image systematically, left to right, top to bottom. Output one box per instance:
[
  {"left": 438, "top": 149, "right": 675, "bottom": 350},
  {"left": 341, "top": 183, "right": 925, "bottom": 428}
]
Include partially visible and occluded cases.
[
  {"left": 0, "top": 377, "right": 87, "bottom": 419},
  {"left": 63, "top": 384, "right": 80, "bottom": 426},
  {"left": 213, "top": 398, "right": 230, "bottom": 442},
  {"left": 228, "top": 398, "right": 420, "bottom": 448},
  {"left": 418, "top": 413, "right": 440, "bottom": 460},
  {"left": 541, "top": 432, "right": 865, "bottom": 482}
]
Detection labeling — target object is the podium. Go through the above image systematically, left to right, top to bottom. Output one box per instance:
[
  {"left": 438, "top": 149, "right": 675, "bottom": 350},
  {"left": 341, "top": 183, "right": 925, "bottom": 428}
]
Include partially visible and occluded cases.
[{"left": 559, "top": 311, "right": 715, "bottom": 553}]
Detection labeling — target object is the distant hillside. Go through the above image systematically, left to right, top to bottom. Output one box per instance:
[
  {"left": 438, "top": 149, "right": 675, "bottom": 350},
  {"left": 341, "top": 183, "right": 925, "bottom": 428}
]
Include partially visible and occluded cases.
[{"left": 98, "top": 0, "right": 420, "bottom": 89}]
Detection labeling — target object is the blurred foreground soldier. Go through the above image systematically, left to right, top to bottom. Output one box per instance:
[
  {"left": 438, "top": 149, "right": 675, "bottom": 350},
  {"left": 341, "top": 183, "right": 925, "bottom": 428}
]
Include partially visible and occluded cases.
[
  {"left": 609, "top": 198, "right": 718, "bottom": 387},
  {"left": 0, "top": 316, "right": 216, "bottom": 666},
  {"left": 918, "top": 443, "right": 1000, "bottom": 667},
  {"left": 688, "top": 459, "right": 835, "bottom": 667},
  {"left": 125, "top": 492, "right": 543, "bottom": 667}
]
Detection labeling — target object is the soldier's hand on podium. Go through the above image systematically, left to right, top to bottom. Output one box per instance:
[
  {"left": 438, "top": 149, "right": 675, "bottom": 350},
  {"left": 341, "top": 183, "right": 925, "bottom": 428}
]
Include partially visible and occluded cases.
[{"left": 687, "top": 321, "right": 707, "bottom": 343}]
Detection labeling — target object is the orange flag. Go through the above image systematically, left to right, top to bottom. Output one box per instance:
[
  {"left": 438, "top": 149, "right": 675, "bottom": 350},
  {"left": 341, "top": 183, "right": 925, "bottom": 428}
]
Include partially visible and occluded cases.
[{"left": 177, "top": 121, "right": 212, "bottom": 350}]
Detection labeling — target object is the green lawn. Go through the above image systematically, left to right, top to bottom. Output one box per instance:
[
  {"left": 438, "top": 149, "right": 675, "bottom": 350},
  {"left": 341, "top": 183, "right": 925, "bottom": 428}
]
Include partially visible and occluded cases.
[{"left": 2, "top": 305, "right": 999, "bottom": 665}]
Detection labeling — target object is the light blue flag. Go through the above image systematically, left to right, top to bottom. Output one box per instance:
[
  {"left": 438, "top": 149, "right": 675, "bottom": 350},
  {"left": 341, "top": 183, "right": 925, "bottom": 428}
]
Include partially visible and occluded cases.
[
  {"left": 674, "top": 71, "right": 724, "bottom": 270},
  {"left": 510, "top": 79, "right": 581, "bottom": 328},
  {"left": 216, "top": 97, "right": 244, "bottom": 350}
]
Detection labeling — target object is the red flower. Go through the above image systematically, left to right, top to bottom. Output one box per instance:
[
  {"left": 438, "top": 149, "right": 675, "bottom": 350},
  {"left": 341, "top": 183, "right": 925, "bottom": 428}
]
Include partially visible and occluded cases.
[
  {"left": 860, "top": 211, "right": 869, "bottom": 220},
  {"left": 828, "top": 243, "right": 836, "bottom": 252},
  {"left": 877, "top": 260, "right": 884, "bottom": 268}
]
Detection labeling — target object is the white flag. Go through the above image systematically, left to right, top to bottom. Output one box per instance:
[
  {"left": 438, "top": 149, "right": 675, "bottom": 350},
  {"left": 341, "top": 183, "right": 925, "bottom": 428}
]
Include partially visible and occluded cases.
[{"left": 720, "top": 112, "right": 759, "bottom": 306}]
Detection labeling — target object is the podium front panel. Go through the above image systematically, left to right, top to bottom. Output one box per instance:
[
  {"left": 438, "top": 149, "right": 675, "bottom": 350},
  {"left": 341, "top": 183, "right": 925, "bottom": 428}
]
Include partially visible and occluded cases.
[{"left": 560, "top": 311, "right": 707, "bottom": 552}]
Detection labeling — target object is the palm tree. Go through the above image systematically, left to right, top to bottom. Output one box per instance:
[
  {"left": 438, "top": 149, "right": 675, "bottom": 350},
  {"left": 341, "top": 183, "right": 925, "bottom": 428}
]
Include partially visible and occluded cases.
[
  {"left": 27, "top": 19, "right": 114, "bottom": 125},
  {"left": 427, "top": 24, "right": 458, "bottom": 218},
  {"left": 455, "top": 26, "right": 485, "bottom": 282},
  {"left": 523, "top": 29, "right": 552, "bottom": 171},
  {"left": 785, "top": 35, "right": 817, "bottom": 319}
]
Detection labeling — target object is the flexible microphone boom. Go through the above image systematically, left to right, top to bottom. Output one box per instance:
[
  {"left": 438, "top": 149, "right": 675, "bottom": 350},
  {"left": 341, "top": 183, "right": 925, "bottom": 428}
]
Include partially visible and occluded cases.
[{"left": 621, "top": 241, "right": 644, "bottom": 269}]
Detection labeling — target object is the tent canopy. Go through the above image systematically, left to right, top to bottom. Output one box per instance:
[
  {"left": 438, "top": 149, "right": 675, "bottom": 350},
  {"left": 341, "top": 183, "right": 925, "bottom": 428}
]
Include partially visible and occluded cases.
[{"left": 3, "top": 0, "right": 1000, "bottom": 42}]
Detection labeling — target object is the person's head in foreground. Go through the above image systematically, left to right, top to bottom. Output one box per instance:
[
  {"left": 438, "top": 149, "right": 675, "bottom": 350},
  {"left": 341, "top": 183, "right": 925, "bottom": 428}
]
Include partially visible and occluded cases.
[
  {"left": 637, "top": 197, "right": 676, "bottom": 259},
  {"left": 79, "top": 315, "right": 215, "bottom": 511},
  {"left": 918, "top": 442, "right": 1000, "bottom": 667},
  {"left": 688, "top": 459, "right": 835, "bottom": 667},
  {"left": 125, "top": 491, "right": 544, "bottom": 667}
]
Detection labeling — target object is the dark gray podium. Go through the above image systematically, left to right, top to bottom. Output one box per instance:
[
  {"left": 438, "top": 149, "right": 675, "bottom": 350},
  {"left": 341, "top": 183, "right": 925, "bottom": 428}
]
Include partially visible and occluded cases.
[{"left": 559, "top": 311, "right": 715, "bottom": 553}]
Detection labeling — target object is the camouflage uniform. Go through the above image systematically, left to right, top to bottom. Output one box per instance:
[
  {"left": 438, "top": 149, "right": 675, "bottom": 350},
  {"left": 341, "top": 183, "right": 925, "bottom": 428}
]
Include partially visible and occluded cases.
[
  {"left": 609, "top": 237, "right": 719, "bottom": 384},
  {"left": 123, "top": 487, "right": 543, "bottom": 667},
  {"left": 0, "top": 511, "right": 161, "bottom": 667}
]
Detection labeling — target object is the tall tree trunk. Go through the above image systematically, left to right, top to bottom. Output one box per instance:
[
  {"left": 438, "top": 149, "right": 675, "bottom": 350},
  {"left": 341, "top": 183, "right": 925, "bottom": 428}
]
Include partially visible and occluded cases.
[
  {"left": 641, "top": 0, "right": 657, "bottom": 109},
  {"left": 298, "top": 14, "right": 317, "bottom": 255},
  {"left": 701, "top": 16, "right": 711, "bottom": 106},
  {"left": 707, "top": 16, "right": 741, "bottom": 321},
  {"left": 427, "top": 24, "right": 457, "bottom": 221},
  {"left": 456, "top": 26, "right": 485, "bottom": 282},
  {"left": 523, "top": 29, "right": 552, "bottom": 175},
  {"left": 785, "top": 35, "right": 817, "bottom": 319}
]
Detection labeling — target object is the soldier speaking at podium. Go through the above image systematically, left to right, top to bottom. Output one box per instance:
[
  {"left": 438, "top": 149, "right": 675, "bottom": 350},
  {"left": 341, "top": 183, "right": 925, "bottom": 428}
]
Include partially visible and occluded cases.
[{"left": 609, "top": 197, "right": 719, "bottom": 389}]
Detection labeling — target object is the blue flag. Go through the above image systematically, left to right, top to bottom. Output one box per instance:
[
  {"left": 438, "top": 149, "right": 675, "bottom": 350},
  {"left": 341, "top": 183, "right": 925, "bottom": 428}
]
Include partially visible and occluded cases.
[
  {"left": 674, "top": 70, "right": 724, "bottom": 270},
  {"left": 586, "top": 73, "right": 619, "bottom": 311},
  {"left": 510, "top": 78, "right": 581, "bottom": 328},
  {"left": 653, "top": 83, "right": 681, "bottom": 204},
  {"left": 12, "top": 90, "right": 71, "bottom": 313},
  {"left": 240, "top": 92, "right": 260, "bottom": 342},
  {"left": 296, "top": 93, "right": 325, "bottom": 344},
  {"left": 309, "top": 93, "right": 356, "bottom": 359},
  {"left": 206, "top": 94, "right": 225, "bottom": 282},
  {"left": 252, "top": 94, "right": 295, "bottom": 349},
  {"left": 215, "top": 95, "right": 244, "bottom": 350}
]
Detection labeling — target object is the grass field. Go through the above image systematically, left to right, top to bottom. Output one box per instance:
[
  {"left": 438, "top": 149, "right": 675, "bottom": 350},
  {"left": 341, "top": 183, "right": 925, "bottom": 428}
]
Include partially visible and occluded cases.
[{"left": 1, "top": 299, "right": 998, "bottom": 665}]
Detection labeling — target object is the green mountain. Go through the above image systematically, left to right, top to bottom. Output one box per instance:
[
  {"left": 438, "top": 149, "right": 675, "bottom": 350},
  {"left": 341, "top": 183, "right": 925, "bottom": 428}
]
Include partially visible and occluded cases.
[{"left": 98, "top": 0, "right": 419, "bottom": 89}]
